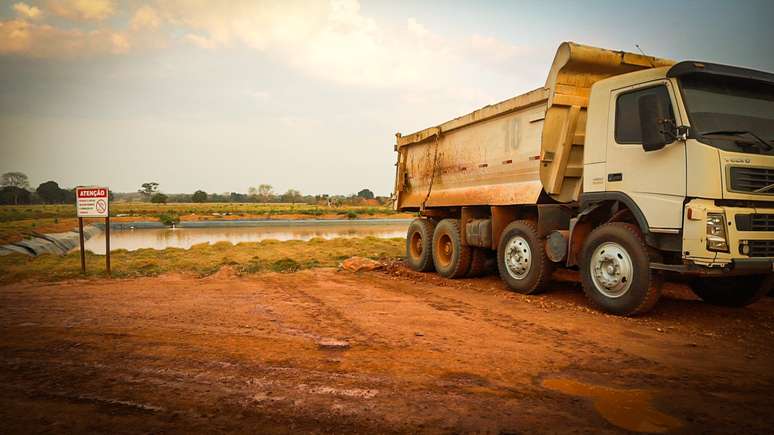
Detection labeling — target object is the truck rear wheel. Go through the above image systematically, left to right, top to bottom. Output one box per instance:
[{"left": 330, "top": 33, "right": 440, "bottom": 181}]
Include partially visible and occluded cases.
[
  {"left": 405, "top": 218, "right": 436, "bottom": 272},
  {"left": 432, "top": 219, "right": 472, "bottom": 278},
  {"left": 497, "top": 220, "right": 552, "bottom": 294},
  {"left": 580, "top": 223, "right": 661, "bottom": 316},
  {"left": 690, "top": 275, "right": 772, "bottom": 307}
]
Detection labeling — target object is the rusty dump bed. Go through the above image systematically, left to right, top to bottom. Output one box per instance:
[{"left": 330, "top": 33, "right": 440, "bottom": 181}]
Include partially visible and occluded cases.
[{"left": 393, "top": 42, "right": 673, "bottom": 210}]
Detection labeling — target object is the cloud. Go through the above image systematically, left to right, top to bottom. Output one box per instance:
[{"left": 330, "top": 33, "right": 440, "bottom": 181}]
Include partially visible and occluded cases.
[
  {"left": 0, "top": 0, "right": 536, "bottom": 106},
  {"left": 48, "top": 0, "right": 116, "bottom": 21},
  {"left": 158, "top": 0, "right": 532, "bottom": 93},
  {"left": 160, "top": 0, "right": 327, "bottom": 50},
  {"left": 13, "top": 2, "right": 43, "bottom": 20},
  {"left": 130, "top": 5, "right": 161, "bottom": 31},
  {"left": 0, "top": 19, "right": 129, "bottom": 57},
  {"left": 183, "top": 33, "right": 216, "bottom": 49}
]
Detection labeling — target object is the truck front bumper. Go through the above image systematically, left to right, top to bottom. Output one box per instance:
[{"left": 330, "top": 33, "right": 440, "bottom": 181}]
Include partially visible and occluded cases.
[{"left": 681, "top": 199, "right": 774, "bottom": 274}]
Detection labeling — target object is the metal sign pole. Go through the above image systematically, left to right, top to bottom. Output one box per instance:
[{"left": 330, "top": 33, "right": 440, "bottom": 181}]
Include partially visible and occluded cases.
[
  {"left": 105, "top": 216, "right": 111, "bottom": 276},
  {"left": 78, "top": 217, "right": 86, "bottom": 274}
]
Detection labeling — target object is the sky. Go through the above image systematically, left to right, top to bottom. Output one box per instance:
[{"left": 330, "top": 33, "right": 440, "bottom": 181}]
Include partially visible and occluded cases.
[{"left": 1, "top": 0, "right": 773, "bottom": 196}]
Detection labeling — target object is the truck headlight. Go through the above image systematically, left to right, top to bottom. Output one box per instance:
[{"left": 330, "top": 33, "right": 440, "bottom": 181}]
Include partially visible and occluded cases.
[{"left": 706, "top": 213, "right": 729, "bottom": 252}]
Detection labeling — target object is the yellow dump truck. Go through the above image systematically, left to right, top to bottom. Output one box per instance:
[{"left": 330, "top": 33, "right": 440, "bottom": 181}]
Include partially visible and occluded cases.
[{"left": 393, "top": 42, "right": 774, "bottom": 315}]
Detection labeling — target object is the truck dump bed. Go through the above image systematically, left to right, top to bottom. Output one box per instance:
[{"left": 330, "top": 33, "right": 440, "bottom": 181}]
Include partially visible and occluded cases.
[{"left": 393, "top": 42, "right": 673, "bottom": 210}]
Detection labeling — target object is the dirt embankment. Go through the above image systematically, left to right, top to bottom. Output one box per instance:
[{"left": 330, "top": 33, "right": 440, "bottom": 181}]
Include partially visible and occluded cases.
[{"left": 1, "top": 266, "right": 773, "bottom": 433}]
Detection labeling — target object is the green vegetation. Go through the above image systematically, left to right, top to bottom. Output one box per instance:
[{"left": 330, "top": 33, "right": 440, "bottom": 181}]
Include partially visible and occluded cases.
[
  {"left": 192, "top": 190, "right": 208, "bottom": 203},
  {"left": 150, "top": 193, "right": 168, "bottom": 204},
  {"left": 0, "top": 203, "right": 403, "bottom": 222},
  {"left": 0, "top": 237, "right": 404, "bottom": 283}
]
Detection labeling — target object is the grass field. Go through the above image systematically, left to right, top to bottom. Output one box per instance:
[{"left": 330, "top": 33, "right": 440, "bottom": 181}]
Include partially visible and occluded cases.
[
  {"left": 0, "top": 203, "right": 413, "bottom": 244},
  {"left": 0, "top": 237, "right": 405, "bottom": 283}
]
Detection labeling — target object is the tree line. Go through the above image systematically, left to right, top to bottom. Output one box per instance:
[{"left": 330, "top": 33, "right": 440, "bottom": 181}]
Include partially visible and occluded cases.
[
  {"left": 0, "top": 172, "right": 383, "bottom": 206},
  {"left": 0, "top": 172, "right": 100, "bottom": 205}
]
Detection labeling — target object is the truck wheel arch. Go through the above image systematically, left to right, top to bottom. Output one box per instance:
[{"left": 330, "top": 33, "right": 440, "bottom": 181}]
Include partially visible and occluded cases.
[{"left": 568, "top": 192, "right": 652, "bottom": 266}]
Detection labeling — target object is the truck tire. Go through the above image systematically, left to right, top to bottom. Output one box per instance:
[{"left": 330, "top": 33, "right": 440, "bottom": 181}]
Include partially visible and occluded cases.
[
  {"left": 405, "top": 218, "right": 436, "bottom": 272},
  {"left": 432, "top": 219, "right": 472, "bottom": 278},
  {"left": 497, "top": 220, "right": 552, "bottom": 294},
  {"left": 580, "top": 223, "right": 661, "bottom": 316},
  {"left": 466, "top": 248, "right": 489, "bottom": 277},
  {"left": 690, "top": 275, "right": 773, "bottom": 307}
]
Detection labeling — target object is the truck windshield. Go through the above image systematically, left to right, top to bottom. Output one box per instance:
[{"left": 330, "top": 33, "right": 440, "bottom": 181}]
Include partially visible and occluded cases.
[{"left": 680, "top": 74, "right": 774, "bottom": 156}]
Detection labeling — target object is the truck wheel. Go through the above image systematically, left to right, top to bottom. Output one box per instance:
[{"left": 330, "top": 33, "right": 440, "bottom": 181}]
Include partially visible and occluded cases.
[
  {"left": 405, "top": 218, "right": 436, "bottom": 272},
  {"left": 432, "top": 219, "right": 472, "bottom": 278},
  {"left": 497, "top": 220, "right": 552, "bottom": 294},
  {"left": 580, "top": 223, "right": 661, "bottom": 316},
  {"left": 466, "top": 248, "right": 489, "bottom": 277},
  {"left": 690, "top": 275, "right": 772, "bottom": 307}
]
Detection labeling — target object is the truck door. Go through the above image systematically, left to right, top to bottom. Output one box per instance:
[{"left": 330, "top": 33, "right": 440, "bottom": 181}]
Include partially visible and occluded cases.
[{"left": 606, "top": 81, "right": 687, "bottom": 230}]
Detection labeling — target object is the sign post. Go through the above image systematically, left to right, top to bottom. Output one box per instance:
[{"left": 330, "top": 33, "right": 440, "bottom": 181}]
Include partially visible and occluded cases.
[{"left": 75, "top": 186, "right": 110, "bottom": 276}]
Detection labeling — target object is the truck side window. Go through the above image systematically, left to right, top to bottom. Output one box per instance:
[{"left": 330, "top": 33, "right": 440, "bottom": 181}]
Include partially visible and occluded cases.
[{"left": 615, "top": 85, "right": 674, "bottom": 144}]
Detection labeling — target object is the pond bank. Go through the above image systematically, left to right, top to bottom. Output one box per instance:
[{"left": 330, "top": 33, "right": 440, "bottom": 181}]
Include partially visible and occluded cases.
[{"left": 0, "top": 225, "right": 102, "bottom": 256}]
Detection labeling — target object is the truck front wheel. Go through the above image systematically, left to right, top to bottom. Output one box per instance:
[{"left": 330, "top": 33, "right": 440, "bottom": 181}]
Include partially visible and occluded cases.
[
  {"left": 406, "top": 218, "right": 436, "bottom": 272},
  {"left": 432, "top": 219, "right": 472, "bottom": 278},
  {"left": 497, "top": 220, "right": 552, "bottom": 294},
  {"left": 580, "top": 223, "right": 661, "bottom": 316},
  {"left": 690, "top": 275, "right": 772, "bottom": 307}
]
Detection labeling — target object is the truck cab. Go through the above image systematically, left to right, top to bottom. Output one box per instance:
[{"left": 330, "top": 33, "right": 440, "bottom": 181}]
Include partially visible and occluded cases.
[
  {"left": 577, "top": 61, "right": 774, "bottom": 307},
  {"left": 584, "top": 62, "right": 774, "bottom": 267}
]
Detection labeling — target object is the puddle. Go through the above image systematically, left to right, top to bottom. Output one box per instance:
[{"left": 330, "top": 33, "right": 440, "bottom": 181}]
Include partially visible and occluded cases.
[
  {"left": 82, "top": 222, "right": 409, "bottom": 254},
  {"left": 542, "top": 378, "right": 683, "bottom": 433}
]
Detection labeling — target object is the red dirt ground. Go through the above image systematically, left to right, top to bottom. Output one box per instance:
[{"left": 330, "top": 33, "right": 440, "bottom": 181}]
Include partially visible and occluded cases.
[{"left": 1, "top": 265, "right": 773, "bottom": 434}]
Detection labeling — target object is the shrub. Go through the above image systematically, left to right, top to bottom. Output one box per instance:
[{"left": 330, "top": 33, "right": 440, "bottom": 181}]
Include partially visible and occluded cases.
[
  {"left": 192, "top": 190, "right": 208, "bottom": 203},
  {"left": 150, "top": 193, "right": 168, "bottom": 204},
  {"left": 157, "top": 213, "right": 179, "bottom": 226},
  {"left": 271, "top": 258, "right": 300, "bottom": 273}
]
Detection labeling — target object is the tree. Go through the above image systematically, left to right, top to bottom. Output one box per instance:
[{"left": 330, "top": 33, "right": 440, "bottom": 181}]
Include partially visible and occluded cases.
[
  {"left": 1, "top": 172, "right": 30, "bottom": 189},
  {"left": 36, "top": 181, "right": 66, "bottom": 203},
  {"left": 138, "top": 182, "right": 159, "bottom": 200},
  {"left": 258, "top": 184, "right": 273, "bottom": 202},
  {"left": 0, "top": 186, "right": 31, "bottom": 205},
  {"left": 280, "top": 189, "right": 302, "bottom": 203},
  {"left": 357, "top": 189, "right": 374, "bottom": 200},
  {"left": 192, "top": 190, "right": 208, "bottom": 203},
  {"left": 229, "top": 192, "right": 247, "bottom": 202},
  {"left": 150, "top": 193, "right": 168, "bottom": 204}
]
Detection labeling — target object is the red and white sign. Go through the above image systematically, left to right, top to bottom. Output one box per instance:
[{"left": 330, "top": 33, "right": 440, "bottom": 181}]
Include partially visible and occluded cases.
[{"left": 76, "top": 186, "right": 109, "bottom": 218}]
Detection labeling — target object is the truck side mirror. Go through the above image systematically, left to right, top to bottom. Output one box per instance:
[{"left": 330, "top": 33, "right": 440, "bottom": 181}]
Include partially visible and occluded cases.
[{"left": 638, "top": 94, "right": 672, "bottom": 152}]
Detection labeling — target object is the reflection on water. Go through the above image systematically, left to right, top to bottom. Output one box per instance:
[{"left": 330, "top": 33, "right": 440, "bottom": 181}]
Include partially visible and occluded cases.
[
  {"left": 84, "top": 223, "right": 409, "bottom": 254},
  {"left": 541, "top": 378, "right": 683, "bottom": 433}
]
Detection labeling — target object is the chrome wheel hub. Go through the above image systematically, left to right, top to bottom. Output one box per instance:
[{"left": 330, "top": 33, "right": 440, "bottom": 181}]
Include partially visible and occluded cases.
[
  {"left": 505, "top": 236, "right": 531, "bottom": 280},
  {"left": 590, "top": 242, "right": 633, "bottom": 298}
]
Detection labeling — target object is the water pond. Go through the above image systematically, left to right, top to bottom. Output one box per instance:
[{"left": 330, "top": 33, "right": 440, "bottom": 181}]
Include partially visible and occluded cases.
[{"left": 83, "top": 219, "right": 410, "bottom": 254}]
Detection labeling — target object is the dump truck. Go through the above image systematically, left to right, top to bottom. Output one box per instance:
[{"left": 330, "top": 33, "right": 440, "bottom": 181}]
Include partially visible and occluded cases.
[{"left": 393, "top": 42, "right": 774, "bottom": 315}]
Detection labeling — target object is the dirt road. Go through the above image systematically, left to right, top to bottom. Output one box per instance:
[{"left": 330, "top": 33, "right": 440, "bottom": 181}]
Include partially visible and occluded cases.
[{"left": 2, "top": 265, "right": 773, "bottom": 434}]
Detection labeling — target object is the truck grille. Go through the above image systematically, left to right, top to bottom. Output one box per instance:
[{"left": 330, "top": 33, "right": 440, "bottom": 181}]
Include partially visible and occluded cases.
[
  {"left": 729, "top": 167, "right": 774, "bottom": 194},
  {"left": 735, "top": 214, "right": 774, "bottom": 231},
  {"left": 747, "top": 240, "right": 774, "bottom": 257}
]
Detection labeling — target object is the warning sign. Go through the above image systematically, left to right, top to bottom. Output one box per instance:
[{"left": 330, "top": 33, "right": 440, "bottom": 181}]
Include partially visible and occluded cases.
[{"left": 76, "top": 186, "right": 109, "bottom": 218}]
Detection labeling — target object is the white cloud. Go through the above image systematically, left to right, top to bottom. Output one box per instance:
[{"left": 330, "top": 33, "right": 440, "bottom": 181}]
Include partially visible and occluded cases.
[
  {"left": 0, "top": 0, "right": 537, "bottom": 110},
  {"left": 48, "top": 0, "right": 116, "bottom": 21},
  {"left": 155, "top": 0, "right": 533, "bottom": 95},
  {"left": 13, "top": 2, "right": 43, "bottom": 20},
  {"left": 130, "top": 5, "right": 161, "bottom": 31},
  {"left": 0, "top": 19, "right": 129, "bottom": 57},
  {"left": 183, "top": 33, "right": 215, "bottom": 49},
  {"left": 249, "top": 90, "right": 270, "bottom": 101}
]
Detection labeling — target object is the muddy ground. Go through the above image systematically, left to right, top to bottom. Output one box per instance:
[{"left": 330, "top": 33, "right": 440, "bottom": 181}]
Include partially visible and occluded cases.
[{"left": 1, "top": 265, "right": 773, "bottom": 434}]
